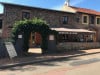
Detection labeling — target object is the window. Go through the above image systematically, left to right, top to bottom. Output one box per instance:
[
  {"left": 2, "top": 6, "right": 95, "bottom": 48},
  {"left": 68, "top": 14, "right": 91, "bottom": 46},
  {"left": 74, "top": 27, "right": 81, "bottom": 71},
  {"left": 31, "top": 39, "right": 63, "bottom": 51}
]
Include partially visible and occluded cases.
[
  {"left": 22, "top": 12, "right": 30, "bottom": 20},
  {"left": 82, "top": 15, "right": 89, "bottom": 24},
  {"left": 62, "top": 16, "right": 68, "bottom": 24},
  {"left": 90, "top": 16, "right": 95, "bottom": 24},
  {"left": 76, "top": 17, "right": 80, "bottom": 23},
  {"left": 96, "top": 17, "right": 100, "bottom": 25},
  {"left": 0, "top": 19, "right": 2, "bottom": 29},
  {"left": 58, "top": 34, "right": 68, "bottom": 42},
  {"left": 58, "top": 34, "right": 79, "bottom": 42}
]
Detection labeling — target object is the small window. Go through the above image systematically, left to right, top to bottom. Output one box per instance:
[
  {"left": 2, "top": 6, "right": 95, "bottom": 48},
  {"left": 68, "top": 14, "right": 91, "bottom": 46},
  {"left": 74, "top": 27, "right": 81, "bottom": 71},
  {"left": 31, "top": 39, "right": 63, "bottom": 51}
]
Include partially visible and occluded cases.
[
  {"left": 22, "top": 12, "right": 30, "bottom": 20},
  {"left": 82, "top": 15, "right": 89, "bottom": 24},
  {"left": 62, "top": 16, "right": 68, "bottom": 24},
  {"left": 90, "top": 16, "right": 95, "bottom": 24},
  {"left": 76, "top": 17, "right": 80, "bottom": 23},
  {"left": 96, "top": 17, "right": 100, "bottom": 25},
  {"left": 0, "top": 19, "right": 2, "bottom": 29}
]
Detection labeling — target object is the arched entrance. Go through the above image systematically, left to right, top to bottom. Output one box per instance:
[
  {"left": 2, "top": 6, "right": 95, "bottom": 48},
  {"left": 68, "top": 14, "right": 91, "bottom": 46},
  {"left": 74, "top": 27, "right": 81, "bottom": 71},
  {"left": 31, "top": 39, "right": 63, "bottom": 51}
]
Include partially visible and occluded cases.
[
  {"left": 12, "top": 18, "right": 57, "bottom": 55},
  {"left": 29, "top": 32, "right": 42, "bottom": 54},
  {"left": 29, "top": 32, "right": 42, "bottom": 48}
]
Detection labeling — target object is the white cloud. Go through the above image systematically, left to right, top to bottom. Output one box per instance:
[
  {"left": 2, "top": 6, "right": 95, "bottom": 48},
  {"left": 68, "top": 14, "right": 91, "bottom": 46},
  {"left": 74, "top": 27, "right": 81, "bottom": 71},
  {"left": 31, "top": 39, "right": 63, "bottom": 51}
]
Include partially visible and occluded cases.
[
  {"left": 51, "top": 0, "right": 85, "bottom": 10},
  {"left": 71, "top": 0, "right": 85, "bottom": 5},
  {"left": 51, "top": 4, "right": 63, "bottom": 10}
]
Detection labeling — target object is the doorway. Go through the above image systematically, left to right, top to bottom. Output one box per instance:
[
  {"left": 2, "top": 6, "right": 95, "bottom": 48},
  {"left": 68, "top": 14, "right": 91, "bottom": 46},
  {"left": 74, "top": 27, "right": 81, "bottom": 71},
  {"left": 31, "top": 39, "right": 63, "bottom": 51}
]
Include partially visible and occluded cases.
[{"left": 28, "top": 32, "right": 42, "bottom": 54}]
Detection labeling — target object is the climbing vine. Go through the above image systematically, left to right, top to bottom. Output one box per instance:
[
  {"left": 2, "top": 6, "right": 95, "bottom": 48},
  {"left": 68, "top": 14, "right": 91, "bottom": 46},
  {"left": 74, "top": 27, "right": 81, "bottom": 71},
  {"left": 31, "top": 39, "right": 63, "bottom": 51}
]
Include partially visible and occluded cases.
[{"left": 12, "top": 18, "right": 57, "bottom": 53}]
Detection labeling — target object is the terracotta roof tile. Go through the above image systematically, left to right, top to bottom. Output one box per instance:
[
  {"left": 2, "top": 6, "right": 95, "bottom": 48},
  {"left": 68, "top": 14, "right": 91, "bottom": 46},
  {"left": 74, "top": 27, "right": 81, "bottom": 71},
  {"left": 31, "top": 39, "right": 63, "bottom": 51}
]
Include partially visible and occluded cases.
[{"left": 71, "top": 6, "right": 100, "bottom": 15}]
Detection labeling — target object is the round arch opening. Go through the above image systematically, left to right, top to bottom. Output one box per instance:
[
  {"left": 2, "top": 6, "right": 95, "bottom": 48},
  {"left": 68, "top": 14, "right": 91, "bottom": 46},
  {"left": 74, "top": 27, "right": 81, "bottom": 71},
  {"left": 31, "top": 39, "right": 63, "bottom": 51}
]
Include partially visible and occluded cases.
[{"left": 12, "top": 18, "right": 57, "bottom": 55}]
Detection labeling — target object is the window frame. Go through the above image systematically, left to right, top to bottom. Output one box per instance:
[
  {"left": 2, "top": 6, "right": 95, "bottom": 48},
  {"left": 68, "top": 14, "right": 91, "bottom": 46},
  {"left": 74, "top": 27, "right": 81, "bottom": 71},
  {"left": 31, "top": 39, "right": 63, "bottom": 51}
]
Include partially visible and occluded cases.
[
  {"left": 22, "top": 11, "right": 31, "bottom": 20},
  {"left": 82, "top": 14, "right": 89, "bottom": 24},
  {"left": 90, "top": 15, "right": 95, "bottom": 24},
  {"left": 62, "top": 16, "right": 68, "bottom": 24},
  {"left": 75, "top": 16, "right": 80, "bottom": 23},
  {"left": 96, "top": 16, "right": 100, "bottom": 25}
]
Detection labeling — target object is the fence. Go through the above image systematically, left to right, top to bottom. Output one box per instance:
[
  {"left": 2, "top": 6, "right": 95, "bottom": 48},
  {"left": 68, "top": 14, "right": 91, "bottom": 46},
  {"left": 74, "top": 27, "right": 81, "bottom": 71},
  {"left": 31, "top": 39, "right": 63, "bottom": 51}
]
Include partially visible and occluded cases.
[{"left": 57, "top": 42, "right": 100, "bottom": 52}]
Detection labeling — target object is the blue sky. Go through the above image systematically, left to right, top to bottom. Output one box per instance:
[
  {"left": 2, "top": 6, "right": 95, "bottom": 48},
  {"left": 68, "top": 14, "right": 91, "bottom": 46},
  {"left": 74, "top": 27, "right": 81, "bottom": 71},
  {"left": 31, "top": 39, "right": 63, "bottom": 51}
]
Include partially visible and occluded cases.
[{"left": 0, "top": 0, "right": 100, "bottom": 13}]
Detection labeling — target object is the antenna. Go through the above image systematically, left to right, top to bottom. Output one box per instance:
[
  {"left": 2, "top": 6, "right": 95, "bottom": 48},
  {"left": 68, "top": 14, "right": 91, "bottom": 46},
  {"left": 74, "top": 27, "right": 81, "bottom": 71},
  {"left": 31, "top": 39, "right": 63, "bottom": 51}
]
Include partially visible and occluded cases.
[{"left": 65, "top": 0, "right": 70, "bottom": 6}]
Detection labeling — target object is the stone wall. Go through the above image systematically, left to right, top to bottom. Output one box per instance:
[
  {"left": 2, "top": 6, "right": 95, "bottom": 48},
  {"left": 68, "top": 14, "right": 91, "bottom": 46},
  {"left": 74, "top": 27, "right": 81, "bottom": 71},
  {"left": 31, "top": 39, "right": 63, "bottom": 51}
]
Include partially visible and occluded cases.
[
  {"left": 1, "top": 3, "right": 100, "bottom": 41},
  {"left": 2, "top": 4, "right": 75, "bottom": 38},
  {"left": 0, "top": 14, "right": 3, "bottom": 19},
  {"left": 57, "top": 42, "right": 100, "bottom": 52}
]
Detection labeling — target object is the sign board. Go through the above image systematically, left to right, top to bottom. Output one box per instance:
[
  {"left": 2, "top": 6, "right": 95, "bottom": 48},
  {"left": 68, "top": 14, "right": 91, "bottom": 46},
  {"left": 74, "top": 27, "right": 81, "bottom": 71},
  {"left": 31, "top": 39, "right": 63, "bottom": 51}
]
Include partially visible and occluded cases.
[
  {"left": 59, "top": 32, "right": 77, "bottom": 34},
  {"left": 18, "top": 35, "right": 22, "bottom": 38},
  {"left": 49, "top": 35, "right": 54, "bottom": 40},
  {"left": 5, "top": 42, "right": 17, "bottom": 59}
]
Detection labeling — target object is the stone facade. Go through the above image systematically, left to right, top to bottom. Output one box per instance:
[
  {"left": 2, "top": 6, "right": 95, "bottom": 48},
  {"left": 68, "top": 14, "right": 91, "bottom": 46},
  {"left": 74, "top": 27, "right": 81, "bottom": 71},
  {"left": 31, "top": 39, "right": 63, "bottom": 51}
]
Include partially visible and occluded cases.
[
  {"left": 0, "top": 3, "right": 100, "bottom": 41},
  {"left": 0, "top": 3, "right": 88, "bottom": 38},
  {"left": 2, "top": 3, "right": 76, "bottom": 38},
  {"left": 0, "top": 14, "right": 3, "bottom": 19}
]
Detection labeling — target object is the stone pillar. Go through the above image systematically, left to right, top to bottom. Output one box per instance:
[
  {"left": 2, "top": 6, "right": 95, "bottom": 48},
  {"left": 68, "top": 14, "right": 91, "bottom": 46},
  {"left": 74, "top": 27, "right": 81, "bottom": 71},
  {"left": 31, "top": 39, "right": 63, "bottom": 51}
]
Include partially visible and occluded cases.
[
  {"left": 97, "top": 30, "right": 100, "bottom": 42},
  {"left": 29, "top": 32, "right": 33, "bottom": 47},
  {"left": 14, "top": 34, "right": 24, "bottom": 56},
  {"left": 93, "top": 34, "right": 97, "bottom": 42},
  {"left": 47, "top": 35, "right": 57, "bottom": 53}
]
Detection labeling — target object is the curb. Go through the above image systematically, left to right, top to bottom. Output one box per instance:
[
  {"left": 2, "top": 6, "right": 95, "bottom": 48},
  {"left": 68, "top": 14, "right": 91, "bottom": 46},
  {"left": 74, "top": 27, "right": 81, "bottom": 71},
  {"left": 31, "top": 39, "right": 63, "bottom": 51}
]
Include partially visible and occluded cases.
[{"left": 0, "top": 51, "right": 100, "bottom": 69}]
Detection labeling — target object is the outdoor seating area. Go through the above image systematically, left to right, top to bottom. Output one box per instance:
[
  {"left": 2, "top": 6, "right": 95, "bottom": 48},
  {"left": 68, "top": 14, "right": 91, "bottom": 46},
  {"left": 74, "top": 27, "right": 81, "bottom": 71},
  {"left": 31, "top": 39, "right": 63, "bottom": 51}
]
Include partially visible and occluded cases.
[
  {"left": 51, "top": 28, "right": 96, "bottom": 42},
  {"left": 51, "top": 28, "right": 98, "bottom": 52}
]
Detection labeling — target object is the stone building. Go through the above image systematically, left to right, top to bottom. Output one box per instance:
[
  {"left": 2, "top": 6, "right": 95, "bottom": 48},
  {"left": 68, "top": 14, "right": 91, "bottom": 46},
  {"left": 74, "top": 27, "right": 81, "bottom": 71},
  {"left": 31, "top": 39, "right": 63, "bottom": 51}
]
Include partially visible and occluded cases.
[
  {"left": 0, "top": 1, "right": 100, "bottom": 46},
  {"left": 61, "top": 2, "right": 100, "bottom": 42}
]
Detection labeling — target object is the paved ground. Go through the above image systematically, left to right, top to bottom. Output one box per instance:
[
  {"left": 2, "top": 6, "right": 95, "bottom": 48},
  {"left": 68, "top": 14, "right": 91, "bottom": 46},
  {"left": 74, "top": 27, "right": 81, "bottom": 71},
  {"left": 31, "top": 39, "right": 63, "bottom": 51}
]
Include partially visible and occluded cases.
[
  {"left": 0, "top": 48, "right": 100, "bottom": 75},
  {"left": 1, "top": 48, "right": 100, "bottom": 66}
]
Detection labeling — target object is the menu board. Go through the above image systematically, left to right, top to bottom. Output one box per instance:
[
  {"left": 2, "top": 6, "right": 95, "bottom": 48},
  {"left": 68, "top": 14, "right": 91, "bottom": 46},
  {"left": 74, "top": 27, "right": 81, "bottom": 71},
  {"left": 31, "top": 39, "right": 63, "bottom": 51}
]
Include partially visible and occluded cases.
[{"left": 5, "top": 42, "right": 17, "bottom": 59}]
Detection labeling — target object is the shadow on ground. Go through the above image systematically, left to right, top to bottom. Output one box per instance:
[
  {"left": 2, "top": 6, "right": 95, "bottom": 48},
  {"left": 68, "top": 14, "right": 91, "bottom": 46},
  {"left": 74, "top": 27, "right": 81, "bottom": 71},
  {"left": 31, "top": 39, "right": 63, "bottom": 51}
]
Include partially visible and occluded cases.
[
  {"left": 0, "top": 50, "right": 100, "bottom": 71},
  {"left": 0, "top": 57, "right": 79, "bottom": 71}
]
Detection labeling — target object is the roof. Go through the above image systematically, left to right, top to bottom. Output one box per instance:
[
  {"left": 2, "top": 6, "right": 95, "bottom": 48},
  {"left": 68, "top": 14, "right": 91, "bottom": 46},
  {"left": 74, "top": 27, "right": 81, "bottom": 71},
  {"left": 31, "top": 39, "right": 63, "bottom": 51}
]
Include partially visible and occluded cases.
[
  {"left": 0, "top": 2, "right": 74, "bottom": 14},
  {"left": 1, "top": 2, "right": 100, "bottom": 16},
  {"left": 70, "top": 6, "right": 100, "bottom": 15},
  {"left": 51, "top": 28, "right": 95, "bottom": 33}
]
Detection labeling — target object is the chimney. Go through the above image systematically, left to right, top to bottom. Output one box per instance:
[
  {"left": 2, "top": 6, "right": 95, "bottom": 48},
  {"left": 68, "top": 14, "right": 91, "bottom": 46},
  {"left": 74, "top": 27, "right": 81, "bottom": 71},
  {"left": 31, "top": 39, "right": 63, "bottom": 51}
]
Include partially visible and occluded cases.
[{"left": 65, "top": 0, "right": 70, "bottom": 6}]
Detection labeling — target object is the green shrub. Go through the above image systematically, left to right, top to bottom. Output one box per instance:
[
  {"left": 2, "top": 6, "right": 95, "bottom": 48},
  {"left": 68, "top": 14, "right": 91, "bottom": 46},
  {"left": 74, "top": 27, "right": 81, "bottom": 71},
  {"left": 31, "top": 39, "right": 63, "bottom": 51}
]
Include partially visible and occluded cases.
[{"left": 12, "top": 18, "right": 58, "bottom": 53}]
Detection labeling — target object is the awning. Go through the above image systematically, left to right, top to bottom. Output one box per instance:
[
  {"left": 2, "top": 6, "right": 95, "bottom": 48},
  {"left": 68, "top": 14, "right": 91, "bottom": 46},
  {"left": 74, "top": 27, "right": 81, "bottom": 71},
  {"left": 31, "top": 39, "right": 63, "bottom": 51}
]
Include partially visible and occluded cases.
[{"left": 51, "top": 28, "right": 96, "bottom": 34}]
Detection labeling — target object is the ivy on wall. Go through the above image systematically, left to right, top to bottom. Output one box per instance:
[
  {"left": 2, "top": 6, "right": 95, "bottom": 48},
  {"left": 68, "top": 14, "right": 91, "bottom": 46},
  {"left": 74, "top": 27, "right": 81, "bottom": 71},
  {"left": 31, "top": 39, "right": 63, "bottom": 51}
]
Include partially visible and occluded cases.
[{"left": 12, "top": 18, "right": 58, "bottom": 53}]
